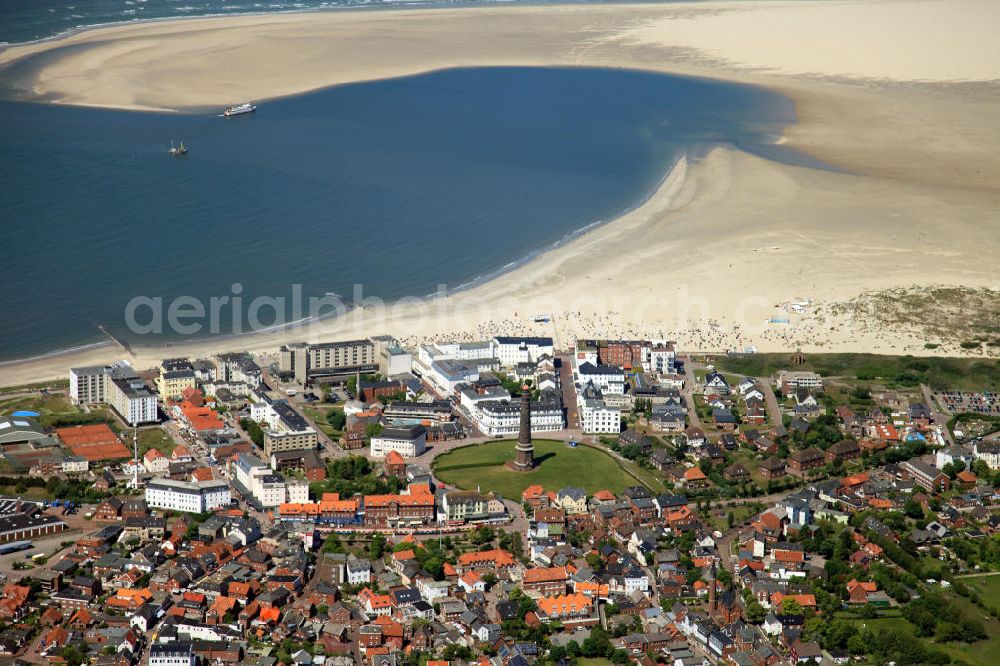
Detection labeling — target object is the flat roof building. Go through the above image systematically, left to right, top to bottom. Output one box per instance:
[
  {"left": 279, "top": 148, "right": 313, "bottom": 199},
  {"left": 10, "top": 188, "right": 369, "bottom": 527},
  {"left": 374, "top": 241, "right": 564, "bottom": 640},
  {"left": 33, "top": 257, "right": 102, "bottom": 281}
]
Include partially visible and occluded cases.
[{"left": 145, "top": 478, "right": 232, "bottom": 513}]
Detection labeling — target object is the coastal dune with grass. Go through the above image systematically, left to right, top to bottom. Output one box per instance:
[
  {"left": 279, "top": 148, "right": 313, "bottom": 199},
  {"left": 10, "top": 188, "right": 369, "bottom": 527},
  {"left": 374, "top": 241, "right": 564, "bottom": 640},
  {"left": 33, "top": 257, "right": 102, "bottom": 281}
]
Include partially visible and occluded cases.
[{"left": 1, "top": 0, "right": 999, "bottom": 386}]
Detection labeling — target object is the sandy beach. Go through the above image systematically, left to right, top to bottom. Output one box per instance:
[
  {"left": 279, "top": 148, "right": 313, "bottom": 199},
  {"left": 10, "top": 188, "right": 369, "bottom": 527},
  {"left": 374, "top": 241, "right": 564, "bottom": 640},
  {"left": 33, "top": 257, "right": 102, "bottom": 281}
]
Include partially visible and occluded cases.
[{"left": 1, "top": 0, "right": 999, "bottom": 386}]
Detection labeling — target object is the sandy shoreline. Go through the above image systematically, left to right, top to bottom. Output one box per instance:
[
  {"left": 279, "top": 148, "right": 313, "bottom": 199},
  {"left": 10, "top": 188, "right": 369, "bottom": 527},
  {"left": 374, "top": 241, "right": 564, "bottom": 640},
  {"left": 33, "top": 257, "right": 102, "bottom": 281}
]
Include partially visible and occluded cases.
[{"left": 1, "top": 0, "right": 999, "bottom": 386}]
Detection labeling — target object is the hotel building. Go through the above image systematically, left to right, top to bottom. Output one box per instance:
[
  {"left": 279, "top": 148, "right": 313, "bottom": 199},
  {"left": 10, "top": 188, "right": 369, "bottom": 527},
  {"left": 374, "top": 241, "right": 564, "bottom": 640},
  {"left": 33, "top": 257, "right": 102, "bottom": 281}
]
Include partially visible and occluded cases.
[
  {"left": 417, "top": 336, "right": 553, "bottom": 373},
  {"left": 279, "top": 339, "right": 377, "bottom": 383},
  {"left": 215, "top": 352, "right": 263, "bottom": 387},
  {"left": 155, "top": 358, "right": 197, "bottom": 399},
  {"left": 69, "top": 361, "right": 158, "bottom": 426},
  {"left": 577, "top": 383, "right": 622, "bottom": 434},
  {"left": 464, "top": 392, "right": 564, "bottom": 437},
  {"left": 250, "top": 393, "right": 318, "bottom": 458},
  {"left": 370, "top": 425, "right": 427, "bottom": 459},
  {"left": 232, "top": 453, "right": 308, "bottom": 508},
  {"left": 145, "top": 479, "right": 232, "bottom": 513},
  {"left": 149, "top": 643, "right": 195, "bottom": 666}
]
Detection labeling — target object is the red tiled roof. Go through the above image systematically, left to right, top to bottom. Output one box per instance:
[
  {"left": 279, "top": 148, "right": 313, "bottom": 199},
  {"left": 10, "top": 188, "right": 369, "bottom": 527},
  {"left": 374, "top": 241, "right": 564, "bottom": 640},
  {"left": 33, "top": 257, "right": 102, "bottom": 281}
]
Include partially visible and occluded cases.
[
  {"left": 191, "top": 467, "right": 214, "bottom": 481},
  {"left": 684, "top": 467, "right": 707, "bottom": 481},
  {"left": 522, "top": 484, "right": 545, "bottom": 500},
  {"left": 365, "top": 493, "right": 433, "bottom": 508},
  {"left": 457, "top": 549, "right": 515, "bottom": 568},
  {"left": 774, "top": 549, "right": 804, "bottom": 563},
  {"left": 522, "top": 567, "right": 567, "bottom": 584},
  {"left": 537, "top": 593, "right": 591, "bottom": 616}
]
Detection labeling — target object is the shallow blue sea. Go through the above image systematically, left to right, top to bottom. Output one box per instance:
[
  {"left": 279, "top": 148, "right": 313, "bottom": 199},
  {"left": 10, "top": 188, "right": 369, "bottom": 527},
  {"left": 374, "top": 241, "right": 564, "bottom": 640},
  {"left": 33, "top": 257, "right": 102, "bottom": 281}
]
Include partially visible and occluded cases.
[{"left": 0, "top": 66, "right": 800, "bottom": 360}]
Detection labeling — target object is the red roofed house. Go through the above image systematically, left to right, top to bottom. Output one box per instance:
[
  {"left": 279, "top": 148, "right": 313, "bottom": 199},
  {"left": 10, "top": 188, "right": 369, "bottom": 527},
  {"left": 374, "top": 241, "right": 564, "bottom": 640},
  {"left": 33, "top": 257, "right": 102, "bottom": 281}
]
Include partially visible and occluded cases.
[
  {"left": 182, "top": 387, "right": 204, "bottom": 406},
  {"left": 180, "top": 402, "right": 225, "bottom": 432},
  {"left": 171, "top": 444, "right": 193, "bottom": 462},
  {"left": 143, "top": 448, "right": 170, "bottom": 475},
  {"left": 384, "top": 450, "right": 406, "bottom": 479},
  {"left": 191, "top": 467, "right": 215, "bottom": 482},
  {"left": 684, "top": 467, "right": 709, "bottom": 489},
  {"left": 956, "top": 470, "right": 978, "bottom": 486},
  {"left": 522, "top": 484, "right": 550, "bottom": 509},
  {"left": 751, "top": 511, "right": 785, "bottom": 543},
  {"left": 456, "top": 549, "right": 516, "bottom": 573},
  {"left": 521, "top": 567, "right": 568, "bottom": 596},
  {"left": 459, "top": 571, "right": 486, "bottom": 594},
  {"left": 847, "top": 579, "right": 879, "bottom": 604},
  {"left": 0, "top": 585, "right": 31, "bottom": 621},
  {"left": 359, "top": 588, "right": 393, "bottom": 616},
  {"left": 771, "top": 592, "right": 816, "bottom": 611},
  {"left": 536, "top": 593, "right": 594, "bottom": 624}
]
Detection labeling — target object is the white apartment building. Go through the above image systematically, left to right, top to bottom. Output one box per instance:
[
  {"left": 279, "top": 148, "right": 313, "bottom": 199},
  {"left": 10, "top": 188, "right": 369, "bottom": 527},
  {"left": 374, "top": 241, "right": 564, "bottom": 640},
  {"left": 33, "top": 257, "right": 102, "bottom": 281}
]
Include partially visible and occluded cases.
[
  {"left": 369, "top": 335, "right": 410, "bottom": 376},
  {"left": 417, "top": 336, "right": 553, "bottom": 372},
  {"left": 493, "top": 336, "right": 554, "bottom": 367},
  {"left": 279, "top": 339, "right": 377, "bottom": 383},
  {"left": 417, "top": 341, "right": 495, "bottom": 368},
  {"left": 644, "top": 344, "right": 677, "bottom": 374},
  {"left": 215, "top": 352, "right": 263, "bottom": 387},
  {"left": 426, "top": 359, "right": 481, "bottom": 395},
  {"left": 70, "top": 361, "right": 158, "bottom": 426},
  {"left": 576, "top": 362, "right": 626, "bottom": 396},
  {"left": 69, "top": 365, "right": 108, "bottom": 405},
  {"left": 776, "top": 370, "right": 824, "bottom": 394},
  {"left": 108, "top": 376, "right": 159, "bottom": 426},
  {"left": 578, "top": 383, "right": 621, "bottom": 434},
  {"left": 459, "top": 385, "right": 511, "bottom": 413},
  {"left": 249, "top": 391, "right": 281, "bottom": 430},
  {"left": 249, "top": 395, "right": 318, "bottom": 458},
  {"left": 469, "top": 399, "right": 564, "bottom": 437},
  {"left": 370, "top": 426, "right": 427, "bottom": 459},
  {"left": 974, "top": 442, "right": 1000, "bottom": 470},
  {"left": 232, "top": 452, "right": 306, "bottom": 507},
  {"left": 233, "top": 453, "right": 269, "bottom": 489},
  {"left": 61, "top": 456, "right": 89, "bottom": 474},
  {"left": 256, "top": 474, "right": 292, "bottom": 507},
  {"left": 145, "top": 479, "right": 231, "bottom": 513},
  {"left": 287, "top": 480, "right": 309, "bottom": 503},
  {"left": 346, "top": 556, "right": 372, "bottom": 584},
  {"left": 623, "top": 569, "right": 650, "bottom": 594},
  {"left": 417, "top": 578, "right": 451, "bottom": 601},
  {"left": 149, "top": 644, "right": 195, "bottom": 666}
]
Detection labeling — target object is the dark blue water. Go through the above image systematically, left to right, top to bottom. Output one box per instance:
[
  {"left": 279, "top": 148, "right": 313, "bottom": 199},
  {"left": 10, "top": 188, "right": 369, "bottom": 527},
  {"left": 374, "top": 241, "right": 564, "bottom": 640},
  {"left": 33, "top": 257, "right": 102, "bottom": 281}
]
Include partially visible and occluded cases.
[{"left": 0, "top": 66, "right": 799, "bottom": 361}]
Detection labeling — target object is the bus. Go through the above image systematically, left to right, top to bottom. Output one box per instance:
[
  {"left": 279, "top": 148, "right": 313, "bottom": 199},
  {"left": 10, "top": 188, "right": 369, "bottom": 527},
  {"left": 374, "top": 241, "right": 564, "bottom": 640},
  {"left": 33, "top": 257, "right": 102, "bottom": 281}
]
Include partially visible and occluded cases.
[{"left": 0, "top": 541, "right": 32, "bottom": 556}]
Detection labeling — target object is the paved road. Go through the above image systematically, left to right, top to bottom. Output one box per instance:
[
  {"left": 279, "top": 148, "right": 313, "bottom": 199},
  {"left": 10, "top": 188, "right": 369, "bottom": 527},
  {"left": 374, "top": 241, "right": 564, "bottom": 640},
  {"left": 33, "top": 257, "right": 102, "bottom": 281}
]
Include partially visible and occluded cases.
[
  {"left": 557, "top": 353, "right": 580, "bottom": 430},
  {"left": 680, "top": 358, "right": 703, "bottom": 431},
  {"left": 759, "top": 378, "right": 787, "bottom": 437},
  {"left": 921, "top": 384, "right": 955, "bottom": 446}
]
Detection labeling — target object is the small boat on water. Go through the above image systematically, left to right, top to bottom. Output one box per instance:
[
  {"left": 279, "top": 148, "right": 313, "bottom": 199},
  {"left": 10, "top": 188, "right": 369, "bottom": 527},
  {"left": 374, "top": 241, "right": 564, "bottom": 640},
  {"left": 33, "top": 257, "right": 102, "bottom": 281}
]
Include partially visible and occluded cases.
[
  {"left": 223, "top": 102, "right": 257, "bottom": 117},
  {"left": 168, "top": 141, "right": 187, "bottom": 156}
]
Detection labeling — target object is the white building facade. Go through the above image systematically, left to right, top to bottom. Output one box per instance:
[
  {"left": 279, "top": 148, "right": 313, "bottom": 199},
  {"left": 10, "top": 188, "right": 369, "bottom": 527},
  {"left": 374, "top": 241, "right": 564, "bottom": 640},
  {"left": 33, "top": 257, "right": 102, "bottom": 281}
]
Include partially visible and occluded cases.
[
  {"left": 492, "top": 336, "right": 554, "bottom": 367},
  {"left": 70, "top": 361, "right": 157, "bottom": 426},
  {"left": 576, "top": 362, "right": 626, "bottom": 395},
  {"left": 469, "top": 400, "right": 564, "bottom": 437},
  {"left": 370, "top": 426, "right": 427, "bottom": 459},
  {"left": 145, "top": 479, "right": 231, "bottom": 513}
]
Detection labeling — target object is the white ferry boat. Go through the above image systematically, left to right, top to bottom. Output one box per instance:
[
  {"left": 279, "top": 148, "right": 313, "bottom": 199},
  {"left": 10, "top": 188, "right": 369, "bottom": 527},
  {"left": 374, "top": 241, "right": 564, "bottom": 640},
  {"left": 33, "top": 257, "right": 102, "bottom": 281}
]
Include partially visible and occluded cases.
[{"left": 223, "top": 102, "right": 257, "bottom": 117}]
